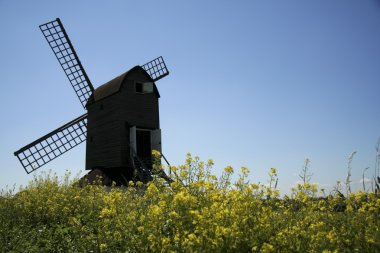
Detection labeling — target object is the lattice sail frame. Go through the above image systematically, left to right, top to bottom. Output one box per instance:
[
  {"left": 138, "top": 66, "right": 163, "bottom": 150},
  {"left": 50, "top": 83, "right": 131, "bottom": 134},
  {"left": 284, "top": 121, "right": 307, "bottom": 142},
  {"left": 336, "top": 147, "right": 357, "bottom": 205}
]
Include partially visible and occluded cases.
[
  {"left": 39, "top": 18, "right": 94, "bottom": 109},
  {"left": 141, "top": 56, "right": 169, "bottom": 82},
  {"left": 14, "top": 114, "right": 88, "bottom": 174}
]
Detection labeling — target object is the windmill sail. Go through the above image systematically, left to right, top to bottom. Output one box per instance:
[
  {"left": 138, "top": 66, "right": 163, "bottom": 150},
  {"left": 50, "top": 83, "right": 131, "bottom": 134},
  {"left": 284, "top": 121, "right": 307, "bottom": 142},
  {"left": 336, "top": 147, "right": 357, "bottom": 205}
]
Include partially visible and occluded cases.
[
  {"left": 39, "top": 18, "right": 94, "bottom": 109},
  {"left": 141, "top": 56, "right": 169, "bottom": 82},
  {"left": 14, "top": 114, "right": 88, "bottom": 174}
]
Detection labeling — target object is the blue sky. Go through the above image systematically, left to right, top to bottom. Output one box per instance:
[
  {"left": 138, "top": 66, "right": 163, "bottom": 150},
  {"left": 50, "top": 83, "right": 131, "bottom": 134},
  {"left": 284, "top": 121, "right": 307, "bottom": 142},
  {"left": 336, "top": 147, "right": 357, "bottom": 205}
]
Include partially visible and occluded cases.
[{"left": 1, "top": 0, "right": 379, "bottom": 194}]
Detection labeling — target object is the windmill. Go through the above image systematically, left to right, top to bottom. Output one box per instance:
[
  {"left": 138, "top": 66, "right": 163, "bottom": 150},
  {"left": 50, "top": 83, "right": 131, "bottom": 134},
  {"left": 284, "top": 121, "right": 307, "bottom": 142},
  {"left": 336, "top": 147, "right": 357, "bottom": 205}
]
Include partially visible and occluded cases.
[{"left": 14, "top": 18, "right": 171, "bottom": 185}]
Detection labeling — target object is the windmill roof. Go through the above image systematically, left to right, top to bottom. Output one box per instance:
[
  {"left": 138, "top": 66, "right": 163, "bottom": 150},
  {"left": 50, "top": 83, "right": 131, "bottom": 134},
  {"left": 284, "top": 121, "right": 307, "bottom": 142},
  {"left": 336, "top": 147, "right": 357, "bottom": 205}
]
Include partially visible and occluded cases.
[
  {"left": 90, "top": 66, "right": 159, "bottom": 104},
  {"left": 93, "top": 71, "right": 127, "bottom": 101}
]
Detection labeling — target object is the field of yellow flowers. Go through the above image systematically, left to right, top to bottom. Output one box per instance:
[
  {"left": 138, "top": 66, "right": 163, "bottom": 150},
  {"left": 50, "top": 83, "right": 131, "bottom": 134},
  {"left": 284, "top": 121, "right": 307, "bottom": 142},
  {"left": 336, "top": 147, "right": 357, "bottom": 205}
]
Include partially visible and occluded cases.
[{"left": 1, "top": 153, "right": 379, "bottom": 252}]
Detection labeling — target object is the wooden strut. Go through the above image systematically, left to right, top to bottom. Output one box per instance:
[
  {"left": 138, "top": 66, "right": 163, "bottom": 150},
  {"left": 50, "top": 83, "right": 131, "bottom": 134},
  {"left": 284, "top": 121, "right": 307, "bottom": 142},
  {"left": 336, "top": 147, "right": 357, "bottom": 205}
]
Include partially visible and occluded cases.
[{"left": 54, "top": 18, "right": 94, "bottom": 93}]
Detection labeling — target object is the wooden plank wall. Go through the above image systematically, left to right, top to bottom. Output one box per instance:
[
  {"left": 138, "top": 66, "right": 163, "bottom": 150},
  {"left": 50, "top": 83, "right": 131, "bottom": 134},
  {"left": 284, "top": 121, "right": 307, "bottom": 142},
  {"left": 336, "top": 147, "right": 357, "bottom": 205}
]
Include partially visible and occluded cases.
[{"left": 86, "top": 67, "right": 160, "bottom": 171}]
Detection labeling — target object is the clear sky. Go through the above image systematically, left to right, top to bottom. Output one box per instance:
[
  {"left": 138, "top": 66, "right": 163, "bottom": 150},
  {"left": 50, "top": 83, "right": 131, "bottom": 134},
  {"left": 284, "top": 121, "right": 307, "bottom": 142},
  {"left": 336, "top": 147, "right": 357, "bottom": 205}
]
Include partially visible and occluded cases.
[{"left": 1, "top": 0, "right": 379, "bottom": 194}]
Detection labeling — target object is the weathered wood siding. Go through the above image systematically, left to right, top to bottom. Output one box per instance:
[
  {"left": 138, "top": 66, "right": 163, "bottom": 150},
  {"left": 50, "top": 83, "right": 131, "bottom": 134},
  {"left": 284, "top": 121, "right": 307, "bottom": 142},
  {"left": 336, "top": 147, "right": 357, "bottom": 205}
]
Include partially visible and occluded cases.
[{"left": 86, "top": 94, "right": 123, "bottom": 170}]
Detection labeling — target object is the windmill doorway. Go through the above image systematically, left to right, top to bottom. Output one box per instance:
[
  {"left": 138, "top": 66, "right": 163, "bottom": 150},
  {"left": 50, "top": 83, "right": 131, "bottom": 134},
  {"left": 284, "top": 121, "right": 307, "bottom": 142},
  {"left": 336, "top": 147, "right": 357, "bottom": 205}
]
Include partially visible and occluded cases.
[
  {"left": 130, "top": 126, "right": 161, "bottom": 167},
  {"left": 136, "top": 129, "right": 151, "bottom": 163}
]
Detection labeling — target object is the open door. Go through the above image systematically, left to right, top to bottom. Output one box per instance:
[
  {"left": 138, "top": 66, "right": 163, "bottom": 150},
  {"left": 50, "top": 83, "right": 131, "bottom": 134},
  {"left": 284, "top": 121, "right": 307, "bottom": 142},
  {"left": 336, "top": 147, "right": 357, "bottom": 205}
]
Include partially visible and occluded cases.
[
  {"left": 130, "top": 126, "right": 136, "bottom": 153},
  {"left": 151, "top": 129, "right": 162, "bottom": 153}
]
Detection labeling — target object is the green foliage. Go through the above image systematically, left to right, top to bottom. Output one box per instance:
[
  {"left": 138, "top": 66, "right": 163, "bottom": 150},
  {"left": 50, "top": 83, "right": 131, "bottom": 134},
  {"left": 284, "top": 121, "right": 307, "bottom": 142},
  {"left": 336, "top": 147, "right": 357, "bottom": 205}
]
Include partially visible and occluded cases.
[{"left": 1, "top": 154, "right": 379, "bottom": 252}]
